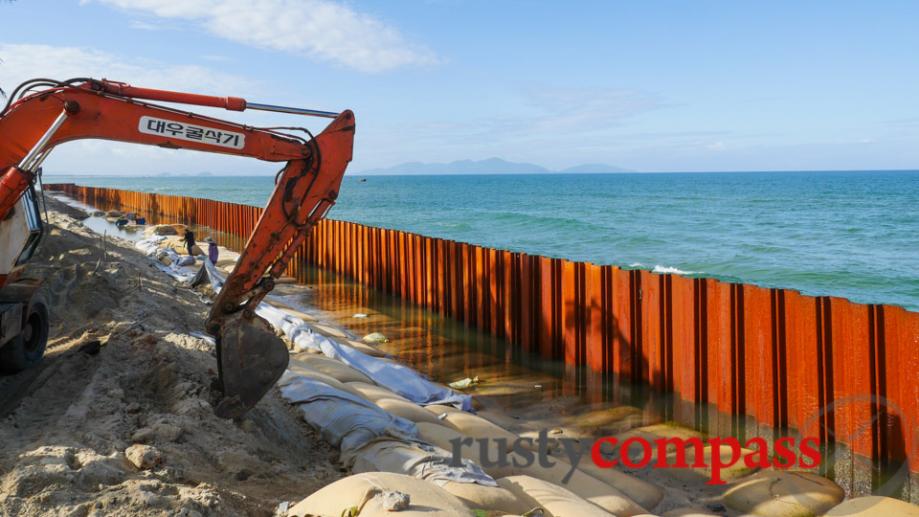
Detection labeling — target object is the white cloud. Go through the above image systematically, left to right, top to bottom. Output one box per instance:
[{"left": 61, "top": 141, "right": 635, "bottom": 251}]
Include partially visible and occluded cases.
[
  {"left": 92, "top": 0, "right": 440, "bottom": 72},
  {"left": 0, "top": 43, "right": 255, "bottom": 95},
  {"left": 0, "top": 43, "right": 281, "bottom": 175}
]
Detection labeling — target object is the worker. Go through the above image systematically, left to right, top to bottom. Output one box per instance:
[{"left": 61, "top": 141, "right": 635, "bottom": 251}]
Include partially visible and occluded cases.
[
  {"left": 182, "top": 227, "right": 196, "bottom": 256},
  {"left": 205, "top": 237, "right": 219, "bottom": 265}
]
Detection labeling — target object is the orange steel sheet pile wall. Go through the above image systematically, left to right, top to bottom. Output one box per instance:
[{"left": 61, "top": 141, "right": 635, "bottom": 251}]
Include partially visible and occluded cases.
[{"left": 45, "top": 183, "right": 919, "bottom": 473}]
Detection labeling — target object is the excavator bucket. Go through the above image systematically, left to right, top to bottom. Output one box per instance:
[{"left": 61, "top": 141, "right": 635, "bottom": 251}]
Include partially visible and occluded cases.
[{"left": 214, "top": 311, "right": 289, "bottom": 419}]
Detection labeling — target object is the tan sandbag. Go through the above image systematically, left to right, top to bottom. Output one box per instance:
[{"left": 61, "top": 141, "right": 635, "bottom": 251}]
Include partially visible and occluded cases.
[
  {"left": 294, "top": 355, "right": 373, "bottom": 384},
  {"left": 286, "top": 360, "right": 364, "bottom": 398},
  {"left": 347, "top": 381, "right": 409, "bottom": 402},
  {"left": 376, "top": 398, "right": 444, "bottom": 425},
  {"left": 424, "top": 403, "right": 464, "bottom": 418},
  {"left": 438, "top": 411, "right": 519, "bottom": 452},
  {"left": 416, "top": 421, "right": 515, "bottom": 472},
  {"left": 613, "top": 422, "right": 704, "bottom": 462},
  {"left": 349, "top": 440, "right": 526, "bottom": 514},
  {"left": 351, "top": 440, "right": 431, "bottom": 477},
  {"left": 662, "top": 444, "right": 758, "bottom": 484},
  {"left": 487, "top": 453, "right": 646, "bottom": 516},
  {"left": 576, "top": 460, "right": 663, "bottom": 510},
  {"left": 723, "top": 470, "right": 844, "bottom": 517},
  {"left": 288, "top": 472, "right": 471, "bottom": 517},
  {"left": 497, "top": 475, "right": 615, "bottom": 517},
  {"left": 441, "top": 480, "right": 531, "bottom": 514},
  {"left": 824, "top": 496, "right": 919, "bottom": 516},
  {"left": 661, "top": 507, "right": 721, "bottom": 516}
]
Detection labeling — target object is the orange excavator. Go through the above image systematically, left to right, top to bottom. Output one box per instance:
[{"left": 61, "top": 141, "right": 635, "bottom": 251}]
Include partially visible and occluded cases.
[{"left": 0, "top": 77, "right": 355, "bottom": 417}]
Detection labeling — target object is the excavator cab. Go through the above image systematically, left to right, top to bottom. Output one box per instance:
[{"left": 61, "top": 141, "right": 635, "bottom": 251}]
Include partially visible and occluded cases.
[{"left": 0, "top": 78, "right": 355, "bottom": 416}]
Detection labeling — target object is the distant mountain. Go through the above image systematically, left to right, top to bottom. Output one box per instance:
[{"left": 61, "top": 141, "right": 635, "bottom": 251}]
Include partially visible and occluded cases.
[
  {"left": 358, "top": 158, "right": 631, "bottom": 175},
  {"left": 559, "top": 163, "right": 631, "bottom": 173}
]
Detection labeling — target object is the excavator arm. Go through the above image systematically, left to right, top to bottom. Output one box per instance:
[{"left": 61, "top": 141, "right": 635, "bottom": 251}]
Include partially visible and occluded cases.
[{"left": 0, "top": 78, "right": 355, "bottom": 417}]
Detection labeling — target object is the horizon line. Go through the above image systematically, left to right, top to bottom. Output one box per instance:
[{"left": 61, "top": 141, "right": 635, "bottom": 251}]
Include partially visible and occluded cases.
[{"left": 43, "top": 168, "right": 919, "bottom": 178}]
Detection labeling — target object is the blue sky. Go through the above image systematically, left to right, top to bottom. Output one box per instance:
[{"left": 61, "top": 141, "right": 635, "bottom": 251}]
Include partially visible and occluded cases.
[{"left": 2, "top": 0, "right": 918, "bottom": 175}]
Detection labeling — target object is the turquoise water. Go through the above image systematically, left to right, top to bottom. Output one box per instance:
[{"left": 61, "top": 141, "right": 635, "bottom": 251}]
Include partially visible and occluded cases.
[{"left": 46, "top": 172, "right": 919, "bottom": 311}]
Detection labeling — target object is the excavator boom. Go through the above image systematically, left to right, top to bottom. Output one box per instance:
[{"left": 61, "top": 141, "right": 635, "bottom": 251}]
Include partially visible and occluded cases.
[{"left": 0, "top": 78, "right": 355, "bottom": 417}]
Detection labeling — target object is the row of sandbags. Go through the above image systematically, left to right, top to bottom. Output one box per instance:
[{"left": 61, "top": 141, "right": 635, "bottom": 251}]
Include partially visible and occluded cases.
[
  {"left": 132, "top": 222, "right": 661, "bottom": 516},
  {"left": 280, "top": 355, "right": 661, "bottom": 516}
]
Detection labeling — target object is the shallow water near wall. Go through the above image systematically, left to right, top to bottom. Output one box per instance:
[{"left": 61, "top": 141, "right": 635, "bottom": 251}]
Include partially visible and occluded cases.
[{"left": 51, "top": 192, "right": 918, "bottom": 505}]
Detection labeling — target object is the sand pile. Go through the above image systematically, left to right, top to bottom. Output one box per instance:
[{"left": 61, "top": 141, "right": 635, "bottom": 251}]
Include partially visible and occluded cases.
[{"left": 0, "top": 198, "right": 341, "bottom": 516}]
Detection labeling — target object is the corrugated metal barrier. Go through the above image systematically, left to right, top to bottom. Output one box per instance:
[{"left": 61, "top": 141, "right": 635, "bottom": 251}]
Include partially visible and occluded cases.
[{"left": 44, "top": 183, "right": 919, "bottom": 474}]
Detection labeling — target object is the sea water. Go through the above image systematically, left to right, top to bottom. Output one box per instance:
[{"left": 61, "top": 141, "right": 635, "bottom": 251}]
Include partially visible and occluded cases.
[{"left": 46, "top": 171, "right": 919, "bottom": 310}]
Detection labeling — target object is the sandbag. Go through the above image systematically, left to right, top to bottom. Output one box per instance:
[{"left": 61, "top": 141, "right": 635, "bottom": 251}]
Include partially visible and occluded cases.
[
  {"left": 145, "top": 223, "right": 185, "bottom": 236},
  {"left": 345, "top": 339, "right": 388, "bottom": 357},
  {"left": 294, "top": 355, "right": 373, "bottom": 384},
  {"left": 286, "top": 360, "right": 364, "bottom": 398},
  {"left": 278, "top": 375, "right": 416, "bottom": 454},
  {"left": 347, "top": 381, "right": 410, "bottom": 402},
  {"left": 376, "top": 398, "right": 445, "bottom": 425},
  {"left": 425, "top": 404, "right": 464, "bottom": 417},
  {"left": 438, "top": 411, "right": 519, "bottom": 452},
  {"left": 416, "top": 422, "right": 504, "bottom": 468},
  {"left": 414, "top": 424, "right": 648, "bottom": 515},
  {"left": 349, "top": 439, "right": 524, "bottom": 512},
  {"left": 487, "top": 453, "right": 646, "bottom": 516},
  {"left": 576, "top": 460, "right": 663, "bottom": 510},
  {"left": 288, "top": 472, "right": 472, "bottom": 517},
  {"left": 497, "top": 475, "right": 615, "bottom": 517},
  {"left": 440, "top": 480, "right": 531, "bottom": 514},
  {"left": 824, "top": 496, "right": 919, "bottom": 516}
]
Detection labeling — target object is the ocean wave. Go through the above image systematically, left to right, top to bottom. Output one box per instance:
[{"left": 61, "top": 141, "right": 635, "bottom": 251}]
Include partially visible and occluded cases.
[
  {"left": 628, "top": 262, "right": 698, "bottom": 275},
  {"left": 652, "top": 264, "right": 698, "bottom": 275}
]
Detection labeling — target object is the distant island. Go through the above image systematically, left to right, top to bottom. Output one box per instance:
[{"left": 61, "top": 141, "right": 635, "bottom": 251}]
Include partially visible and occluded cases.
[{"left": 358, "top": 158, "right": 631, "bottom": 175}]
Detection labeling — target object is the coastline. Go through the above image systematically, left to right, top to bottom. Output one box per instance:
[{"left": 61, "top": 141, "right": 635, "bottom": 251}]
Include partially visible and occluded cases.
[{"left": 20, "top": 192, "right": 916, "bottom": 515}]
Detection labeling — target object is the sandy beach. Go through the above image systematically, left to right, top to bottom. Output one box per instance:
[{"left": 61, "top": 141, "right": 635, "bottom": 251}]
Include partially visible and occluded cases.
[{"left": 0, "top": 197, "right": 342, "bottom": 516}]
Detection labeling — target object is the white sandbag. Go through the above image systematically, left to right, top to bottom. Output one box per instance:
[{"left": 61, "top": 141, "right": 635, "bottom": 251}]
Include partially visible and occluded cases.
[
  {"left": 293, "top": 355, "right": 373, "bottom": 384},
  {"left": 278, "top": 374, "right": 416, "bottom": 455},
  {"left": 347, "top": 381, "right": 410, "bottom": 402},
  {"left": 376, "top": 398, "right": 445, "bottom": 425},
  {"left": 288, "top": 472, "right": 471, "bottom": 517},
  {"left": 497, "top": 475, "right": 616, "bottom": 517}
]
